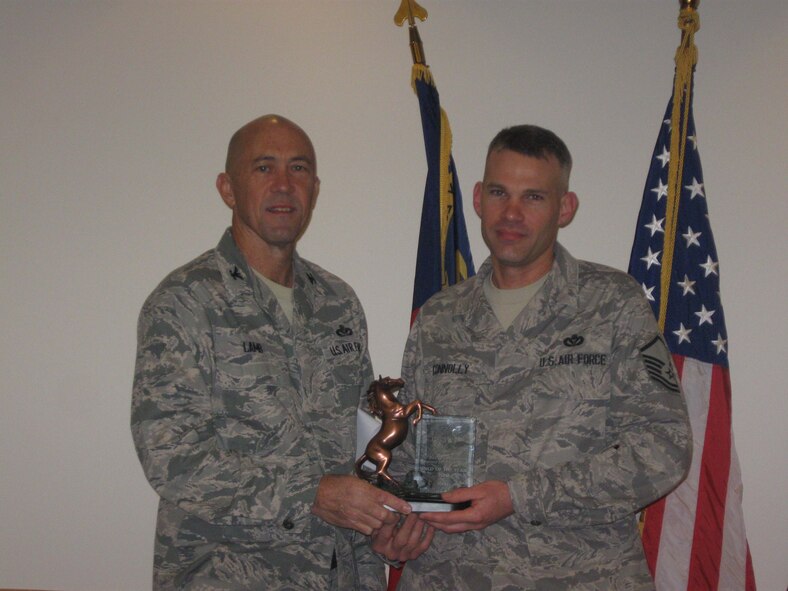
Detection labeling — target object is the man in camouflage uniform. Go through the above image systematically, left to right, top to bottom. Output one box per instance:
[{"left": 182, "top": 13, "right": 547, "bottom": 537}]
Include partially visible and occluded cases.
[
  {"left": 132, "top": 115, "right": 410, "bottom": 590},
  {"left": 374, "top": 125, "right": 692, "bottom": 589}
]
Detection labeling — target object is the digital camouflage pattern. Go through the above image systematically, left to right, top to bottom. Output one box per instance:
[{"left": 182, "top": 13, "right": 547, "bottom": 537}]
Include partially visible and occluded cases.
[
  {"left": 132, "top": 230, "right": 382, "bottom": 590},
  {"left": 396, "top": 243, "right": 692, "bottom": 591}
]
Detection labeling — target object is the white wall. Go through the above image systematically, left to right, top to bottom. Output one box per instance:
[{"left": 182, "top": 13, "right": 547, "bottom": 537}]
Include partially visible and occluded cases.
[{"left": 1, "top": 1, "right": 785, "bottom": 589}]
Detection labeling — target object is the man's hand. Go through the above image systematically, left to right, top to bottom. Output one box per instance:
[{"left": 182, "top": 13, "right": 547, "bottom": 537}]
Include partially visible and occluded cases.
[
  {"left": 311, "top": 474, "right": 411, "bottom": 535},
  {"left": 420, "top": 480, "right": 514, "bottom": 534},
  {"left": 371, "top": 512, "right": 435, "bottom": 562}
]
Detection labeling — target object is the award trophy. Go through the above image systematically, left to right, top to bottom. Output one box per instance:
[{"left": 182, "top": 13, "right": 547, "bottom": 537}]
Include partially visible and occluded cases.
[{"left": 355, "top": 376, "right": 476, "bottom": 512}]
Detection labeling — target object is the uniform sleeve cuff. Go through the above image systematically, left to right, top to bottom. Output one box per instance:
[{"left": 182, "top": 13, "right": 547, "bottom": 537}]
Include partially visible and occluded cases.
[
  {"left": 508, "top": 472, "right": 548, "bottom": 527},
  {"left": 374, "top": 551, "right": 404, "bottom": 570}
]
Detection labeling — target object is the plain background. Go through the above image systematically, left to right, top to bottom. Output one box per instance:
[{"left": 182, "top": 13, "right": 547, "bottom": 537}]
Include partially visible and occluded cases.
[{"left": 1, "top": 1, "right": 785, "bottom": 589}]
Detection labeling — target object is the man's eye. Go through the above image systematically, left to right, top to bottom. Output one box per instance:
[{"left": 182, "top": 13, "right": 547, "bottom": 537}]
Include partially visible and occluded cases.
[
  {"left": 256, "top": 165, "right": 269, "bottom": 173},
  {"left": 489, "top": 189, "right": 504, "bottom": 197},
  {"left": 527, "top": 193, "right": 544, "bottom": 201}
]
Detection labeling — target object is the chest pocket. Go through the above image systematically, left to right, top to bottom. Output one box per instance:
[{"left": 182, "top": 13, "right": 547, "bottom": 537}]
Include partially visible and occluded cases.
[
  {"left": 211, "top": 328, "right": 299, "bottom": 457},
  {"left": 308, "top": 340, "right": 365, "bottom": 412},
  {"left": 422, "top": 349, "right": 494, "bottom": 409},
  {"left": 527, "top": 354, "right": 611, "bottom": 466}
]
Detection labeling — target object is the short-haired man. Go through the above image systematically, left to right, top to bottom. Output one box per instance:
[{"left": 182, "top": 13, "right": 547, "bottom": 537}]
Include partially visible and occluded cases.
[{"left": 376, "top": 125, "right": 691, "bottom": 589}]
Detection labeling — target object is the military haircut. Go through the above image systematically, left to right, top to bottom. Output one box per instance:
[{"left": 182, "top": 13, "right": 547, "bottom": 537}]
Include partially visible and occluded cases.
[{"left": 487, "top": 124, "right": 573, "bottom": 185}]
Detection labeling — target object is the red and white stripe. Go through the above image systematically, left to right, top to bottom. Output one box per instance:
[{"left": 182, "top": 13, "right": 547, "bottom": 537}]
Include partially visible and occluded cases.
[{"left": 643, "top": 356, "right": 756, "bottom": 590}]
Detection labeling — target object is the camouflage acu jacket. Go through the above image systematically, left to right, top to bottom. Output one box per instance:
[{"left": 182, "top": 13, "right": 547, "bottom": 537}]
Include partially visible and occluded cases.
[
  {"left": 132, "top": 230, "right": 381, "bottom": 590},
  {"left": 397, "top": 243, "right": 691, "bottom": 591}
]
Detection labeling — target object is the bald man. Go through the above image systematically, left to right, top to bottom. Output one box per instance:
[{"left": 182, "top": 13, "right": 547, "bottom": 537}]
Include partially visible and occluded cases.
[{"left": 132, "top": 115, "right": 409, "bottom": 589}]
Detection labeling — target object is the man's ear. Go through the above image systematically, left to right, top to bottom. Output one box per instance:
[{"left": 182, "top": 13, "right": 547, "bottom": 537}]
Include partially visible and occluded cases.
[
  {"left": 216, "top": 173, "right": 235, "bottom": 210},
  {"left": 311, "top": 176, "right": 320, "bottom": 210},
  {"left": 472, "top": 181, "right": 484, "bottom": 218},
  {"left": 558, "top": 191, "right": 579, "bottom": 228}
]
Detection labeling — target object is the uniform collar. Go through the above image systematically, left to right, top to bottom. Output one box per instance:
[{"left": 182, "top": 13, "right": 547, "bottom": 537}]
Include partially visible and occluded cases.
[
  {"left": 215, "top": 228, "right": 323, "bottom": 319},
  {"left": 453, "top": 242, "right": 580, "bottom": 332},
  {"left": 541, "top": 242, "right": 580, "bottom": 319}
]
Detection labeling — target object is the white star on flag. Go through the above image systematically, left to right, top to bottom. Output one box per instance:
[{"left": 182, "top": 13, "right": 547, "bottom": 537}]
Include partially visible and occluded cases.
[
  {"left": 656, "top": 146, "right": 670, "bottom": 168},
  {"left": 684, "top": 177, "right": 705, "bottom": 199},
  {"left": 650, "top": 179, "right": 669, "bottom": 201},
  {"left": 646, "top": 215, "right": 665, "bottom": 236},
  {"left": 682, "top": 226, "right": 702, "bottom": 248},
  {"left": 641, "top": 247, "right": 661, "bottom": 269},
  {"left": 700, "top": 255, "right": 719, "bottom": 277},
  {"left": 677, "top": 274, "right": 696, "bottom": 296},
  {"left": 641, "top": 283, "right": 656, "bottom": 301},
  {"left": 695, "top": 305, "right": 715, "bottom": 326},
  {"left": 673, "top": 323, "right": 692, "bottom": 344},
  {"left": 711, "top": 334, "right": 728, "bottom": 354}
]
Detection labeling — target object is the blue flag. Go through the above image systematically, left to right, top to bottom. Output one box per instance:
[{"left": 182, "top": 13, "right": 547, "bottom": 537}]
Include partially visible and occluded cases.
[{"left": 410, "top": 64, "right": 474, "bottom": 325}]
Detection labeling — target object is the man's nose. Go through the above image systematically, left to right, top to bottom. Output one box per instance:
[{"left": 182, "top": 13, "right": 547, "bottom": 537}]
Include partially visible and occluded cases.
[
  {"left": 272, "top": 168, "right": 294, "bottom": 192},
  {"left": 502, "top": 199, "right": 523, "bottom": 221}
]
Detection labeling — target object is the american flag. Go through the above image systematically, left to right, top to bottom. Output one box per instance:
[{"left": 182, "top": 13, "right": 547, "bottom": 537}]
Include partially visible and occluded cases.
[{"left": 627, "top": 89, "right": 756, "bottom": 590}]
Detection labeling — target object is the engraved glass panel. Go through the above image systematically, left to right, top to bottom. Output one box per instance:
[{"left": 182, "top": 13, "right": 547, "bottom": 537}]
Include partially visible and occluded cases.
[{"left": 412, "top": 415, "right": 476, "bottom": 493}]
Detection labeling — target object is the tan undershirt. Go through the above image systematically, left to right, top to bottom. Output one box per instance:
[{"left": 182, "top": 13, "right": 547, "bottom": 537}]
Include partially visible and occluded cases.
[
  {"left": 253, "top": 269, "right": 294, "bottom": 323},
  {"left": 483, "top": 273, "right": 548, "bottom": 330}
]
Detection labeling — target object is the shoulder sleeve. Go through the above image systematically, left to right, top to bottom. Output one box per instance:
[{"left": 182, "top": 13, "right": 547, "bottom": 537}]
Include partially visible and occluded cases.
[{"left": 509, "top": 278, "right": 692, "bottom": 527}]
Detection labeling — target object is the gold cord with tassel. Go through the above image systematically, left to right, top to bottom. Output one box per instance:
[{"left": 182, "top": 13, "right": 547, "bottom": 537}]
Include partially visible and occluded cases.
[{"left": 658, "top": 2, "right": 700, "bottom": 331}]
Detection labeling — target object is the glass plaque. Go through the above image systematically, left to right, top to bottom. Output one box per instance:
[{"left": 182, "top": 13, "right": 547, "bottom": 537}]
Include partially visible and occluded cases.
[
  {"left": 404, "top": 415, "right": 476, "bottom": 511},
  {"left": 414, "top": 415, "right": 476, "bottom": 491}
]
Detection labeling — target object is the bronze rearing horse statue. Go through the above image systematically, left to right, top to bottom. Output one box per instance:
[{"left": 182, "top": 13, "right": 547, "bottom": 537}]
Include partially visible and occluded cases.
[{"left": 355, "top": 376, "right": 437, "bottom": 486}]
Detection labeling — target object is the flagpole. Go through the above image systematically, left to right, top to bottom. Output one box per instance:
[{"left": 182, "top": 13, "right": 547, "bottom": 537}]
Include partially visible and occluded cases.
[{"left": 394, "top": 0, "right": 428, "bottom": 65}]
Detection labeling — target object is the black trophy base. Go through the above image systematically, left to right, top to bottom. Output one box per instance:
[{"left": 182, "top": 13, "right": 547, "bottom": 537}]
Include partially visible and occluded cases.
[
  {"left": 372, "top": 476, "right": 470, "bottom": 512},
  {"left": 403, "top": 492, "right": 470, "bottom": 513}
]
